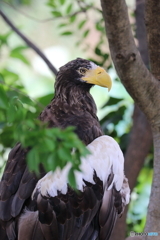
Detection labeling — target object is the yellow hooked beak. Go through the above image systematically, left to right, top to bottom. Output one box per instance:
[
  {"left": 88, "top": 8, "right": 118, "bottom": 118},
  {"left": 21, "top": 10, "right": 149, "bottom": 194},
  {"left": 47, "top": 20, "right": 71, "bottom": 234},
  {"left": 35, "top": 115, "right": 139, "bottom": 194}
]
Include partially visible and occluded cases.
[{"left": 82, "top": 66, "right": 112, "bottom": 91}]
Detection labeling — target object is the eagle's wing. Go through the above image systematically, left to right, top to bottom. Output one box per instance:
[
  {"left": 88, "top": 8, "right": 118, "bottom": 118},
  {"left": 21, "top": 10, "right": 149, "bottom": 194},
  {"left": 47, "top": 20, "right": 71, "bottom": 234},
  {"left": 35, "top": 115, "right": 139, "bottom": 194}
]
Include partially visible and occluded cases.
[
  {"left": 0, "top": 115, "right": 103, "bottom": 240},
  {"left": 17, "top": 136, "right": 130, "bottom": 240},
  {"left": 0, "top": 143, "right": 45, "bottom": 240},
  {"left": 0, "top": 143, "right": 29, "bottom": 222}
]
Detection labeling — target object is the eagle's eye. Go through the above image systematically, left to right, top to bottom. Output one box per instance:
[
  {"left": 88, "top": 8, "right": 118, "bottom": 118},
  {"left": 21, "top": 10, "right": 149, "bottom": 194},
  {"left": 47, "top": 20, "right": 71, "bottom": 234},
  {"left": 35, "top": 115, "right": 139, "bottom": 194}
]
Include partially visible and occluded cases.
[{"left": 79, "top": 68, "right": 87, "bottom": 75}]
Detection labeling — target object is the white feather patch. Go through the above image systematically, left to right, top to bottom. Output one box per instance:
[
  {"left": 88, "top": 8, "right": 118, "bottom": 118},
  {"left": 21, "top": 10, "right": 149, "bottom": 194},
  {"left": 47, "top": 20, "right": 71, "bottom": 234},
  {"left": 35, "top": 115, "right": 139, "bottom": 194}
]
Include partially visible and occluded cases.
[
  {"left": 90, "top": 61, "right": 98, "bottom": 70},
  {"left": 33, "top": 136, "right": 125, "bottom": 198}
]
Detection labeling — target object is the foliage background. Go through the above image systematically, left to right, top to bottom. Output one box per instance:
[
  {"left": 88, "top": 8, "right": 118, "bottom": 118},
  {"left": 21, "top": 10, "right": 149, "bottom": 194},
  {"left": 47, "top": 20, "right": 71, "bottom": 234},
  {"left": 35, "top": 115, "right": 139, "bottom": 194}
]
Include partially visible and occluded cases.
[{"left": 0, "top": 0, "right": 153, "bottom": 237}]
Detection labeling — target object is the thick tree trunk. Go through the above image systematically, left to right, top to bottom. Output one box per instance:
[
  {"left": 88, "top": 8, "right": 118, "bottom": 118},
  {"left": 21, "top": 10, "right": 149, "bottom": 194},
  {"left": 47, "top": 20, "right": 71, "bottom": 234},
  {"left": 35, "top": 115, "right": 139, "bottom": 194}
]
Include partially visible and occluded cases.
[
  {"left": 100, "top": 0, "right": 160, "bottom": 239},
  {"left": 145, "top": 0, "right": 160, "bottom": 79},
  {"left": 110, "top": 1, "right": 152, "bottom": 239},
  {"left": 144, "top": 1, "right": 160, "bottom": 238}
]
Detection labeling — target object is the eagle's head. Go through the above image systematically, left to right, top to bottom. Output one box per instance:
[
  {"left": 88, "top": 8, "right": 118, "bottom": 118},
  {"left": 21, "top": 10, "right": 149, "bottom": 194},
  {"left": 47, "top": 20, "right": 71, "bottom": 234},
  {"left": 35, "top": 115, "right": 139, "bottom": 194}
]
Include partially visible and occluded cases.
[{"left": 55, "top": 58, "right": 112, "bottom": 93}]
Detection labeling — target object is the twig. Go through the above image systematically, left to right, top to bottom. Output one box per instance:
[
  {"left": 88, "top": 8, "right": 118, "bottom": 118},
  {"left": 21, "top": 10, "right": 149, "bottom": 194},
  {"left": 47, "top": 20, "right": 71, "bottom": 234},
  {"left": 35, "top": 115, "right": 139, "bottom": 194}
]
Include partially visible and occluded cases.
[
  {"left": 77, "top": 0, "right": 102, "bottom": 13},
  {"left": 2, "top": 1, "right": 87, "bottom": 23},
  {"left": 0, "top": 9, "right": 58, "bottom": 76}
]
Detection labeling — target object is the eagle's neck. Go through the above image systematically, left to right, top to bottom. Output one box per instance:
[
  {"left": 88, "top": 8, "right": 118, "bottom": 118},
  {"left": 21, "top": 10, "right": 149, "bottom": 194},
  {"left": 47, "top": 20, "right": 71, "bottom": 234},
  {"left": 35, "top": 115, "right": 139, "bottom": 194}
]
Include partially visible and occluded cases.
[{"left": 54, "top": 80, "right": 97, "bottom": 117}]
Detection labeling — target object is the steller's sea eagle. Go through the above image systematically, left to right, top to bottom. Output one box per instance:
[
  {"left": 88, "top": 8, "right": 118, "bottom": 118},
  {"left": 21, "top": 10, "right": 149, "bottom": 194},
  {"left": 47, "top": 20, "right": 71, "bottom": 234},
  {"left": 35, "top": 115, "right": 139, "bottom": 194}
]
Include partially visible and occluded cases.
[{"left": 0, "top": 58, "right": 130, "bottom": 240}]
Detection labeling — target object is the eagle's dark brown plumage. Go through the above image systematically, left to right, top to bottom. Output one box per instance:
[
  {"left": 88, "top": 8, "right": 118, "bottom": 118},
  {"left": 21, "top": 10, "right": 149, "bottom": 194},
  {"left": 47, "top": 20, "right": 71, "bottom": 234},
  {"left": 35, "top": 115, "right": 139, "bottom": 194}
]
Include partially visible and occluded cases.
[
  {"left": 0, "top": 58, "right": 129, "bottom": 240},
  {"left": 39, "top": 58, "right": 103, "bottom": 145}
]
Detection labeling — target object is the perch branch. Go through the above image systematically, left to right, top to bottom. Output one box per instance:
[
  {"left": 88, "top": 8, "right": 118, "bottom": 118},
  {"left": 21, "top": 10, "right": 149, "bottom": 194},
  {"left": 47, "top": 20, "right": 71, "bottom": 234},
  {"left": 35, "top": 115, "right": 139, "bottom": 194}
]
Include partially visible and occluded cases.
[{"left": 0, "top": 9, "right": 58, "bottom": 76}]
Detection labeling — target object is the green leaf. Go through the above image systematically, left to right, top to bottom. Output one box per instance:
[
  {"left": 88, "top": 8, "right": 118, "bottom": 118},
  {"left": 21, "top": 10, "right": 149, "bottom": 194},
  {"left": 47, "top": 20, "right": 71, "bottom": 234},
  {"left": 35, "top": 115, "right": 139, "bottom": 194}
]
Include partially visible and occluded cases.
[
  {"left": 21, "top": 0, "right": 31, "bottom": 5},
  {"left": 60, "top": 0, "right": 65, "bottom": 4},
  {"left": 47, "top": 2, "right": 56, "bottom": 8},
  {"left": 66, "top": 3, "right": 72, "bottom": 14},
  {"left": 51, "top": 11, "right": 62, "bottom": 17},
  {"left": 70, "top": 15, "right": 76, "bottom": 23},
  {"left": 78, "top": 20, "right": 87, "bottom": 29},
  {"left": 96, "top": 21, "right": 104, "bottom": 32},
  {"left": 58, "top": 23, "right": 68, "bottom": 28},
  {"left": 83, "top": 29, "right": 90, "bottom": 38},
  {"left": 0, "top": 31, "right": 12, "bottom": 46},
  {"left": 61, "top": 31, "right": 73, "bottom": 36},
  {"left": 10, "top": 46, "right": 29, "bottom": 64},
  {"left": 11, "top": 46, "right": 28, "bottom": 52},
  {"left": 95, "top": 47, "right": 102, "bottom": 56},
  {"left": 10, "top": 50, "right": 30, "bottom": 65},
  {"left": 103, "top": 53, "right": 109, "bottom": 61},
  {"left": 2, "top": 69, "right": 19, "bottom": 85},
  {"left": 0, "top": 74, "right": 5, "bottom": 83},
  {"left": 0, "top": 85, "right": 9, "bottom": 109},
  {"left": 38, "top": 93, "right": 53, "bottom": 106},
  {"left": 19, "top": 94, "right": 34, "bottom": 106},
  {"left": 103, "top": 97, "right": 123, "bottom": 107},
  {"left": 7, "top": 103, "right": 17, "bottom": 122},
  {"left": 100, "top": 106, "right": 126, "bottom": 126},
  {"left": 24, "top": 119, "right": 36, "bottom": 129},
  {"left": 0, "top": 125, "right": 15, "bottom": 147},
  {"left": 43, "top": 137, "right": 55, "bottom": 151},
  {"left": 57, "top": 147, "right": 71, "bottom": 162},
  {"left": 27, "top": 148, "right": 39, "bottom": 173},
  {"left": 45, "top": 153, "right": 57, "bottom": 172},
  {"left": 68, "top": 168, "right": 76, "bottom": 189}
]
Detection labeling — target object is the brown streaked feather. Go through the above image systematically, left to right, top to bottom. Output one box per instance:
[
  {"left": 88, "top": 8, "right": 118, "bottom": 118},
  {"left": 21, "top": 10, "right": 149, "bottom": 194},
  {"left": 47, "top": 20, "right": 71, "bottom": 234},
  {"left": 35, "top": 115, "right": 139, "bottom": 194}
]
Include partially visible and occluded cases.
[
  {"left": 28, "top": 175, "right": 103, "bottom": 240},
  {"left": 99, "top": 182, "right": 125, "bottom": 240},
  {"left": 100, "top": 203, "right": 117, "bottom": 240},
  {"left": 18, "top": 211, "right": 45, "bottom": 240},
  {"left": 0, "top": 220, "right": 8, "bottom": 240},
  {"left": 6, "top": 221, "right": 16, "bottom": 240}
]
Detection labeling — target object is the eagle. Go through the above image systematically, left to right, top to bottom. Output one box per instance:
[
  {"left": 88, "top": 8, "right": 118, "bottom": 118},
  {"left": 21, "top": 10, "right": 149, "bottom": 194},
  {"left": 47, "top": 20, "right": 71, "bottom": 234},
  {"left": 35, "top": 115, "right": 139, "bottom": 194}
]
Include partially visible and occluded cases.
[{"left": 0, "top": 58, "right": 130, "bottom": 240}]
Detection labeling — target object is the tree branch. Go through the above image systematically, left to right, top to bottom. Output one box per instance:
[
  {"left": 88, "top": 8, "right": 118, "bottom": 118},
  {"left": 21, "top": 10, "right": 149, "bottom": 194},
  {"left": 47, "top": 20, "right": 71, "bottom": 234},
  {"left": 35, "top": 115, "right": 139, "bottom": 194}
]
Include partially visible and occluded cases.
[
  {"left": 100, "top": 0, "right": 160, "bottom": 124},
  {"left": 125, "top": 0, "right": 152, "bottom": 192},
  {"left": 135, "top": 0, "right": 149, "bottom": 68},
  {"left": 144, "top": 0, "right": 160, "bottom": 235},
  {"left": 145, "top": 0, "right": 160, "bottom": 79},
  {"left": 2, "top": 1, "right": 90, "bottom": 23},
  {"left": 103, "top": 1, "right": 153, "bottom": 239},
  {"left": 0, "top": 9, "right": 58, "bottom": 76},
  {"left": 125, "top": 106, "right": 152, "bottom": 191}
]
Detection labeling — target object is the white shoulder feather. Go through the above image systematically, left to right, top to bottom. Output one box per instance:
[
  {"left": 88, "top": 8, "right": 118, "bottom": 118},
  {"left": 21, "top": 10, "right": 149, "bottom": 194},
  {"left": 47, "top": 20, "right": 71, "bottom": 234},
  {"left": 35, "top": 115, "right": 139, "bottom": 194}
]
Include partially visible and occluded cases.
[{"left": 33, "top": 136, "right": 128, "bottom": 199}]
